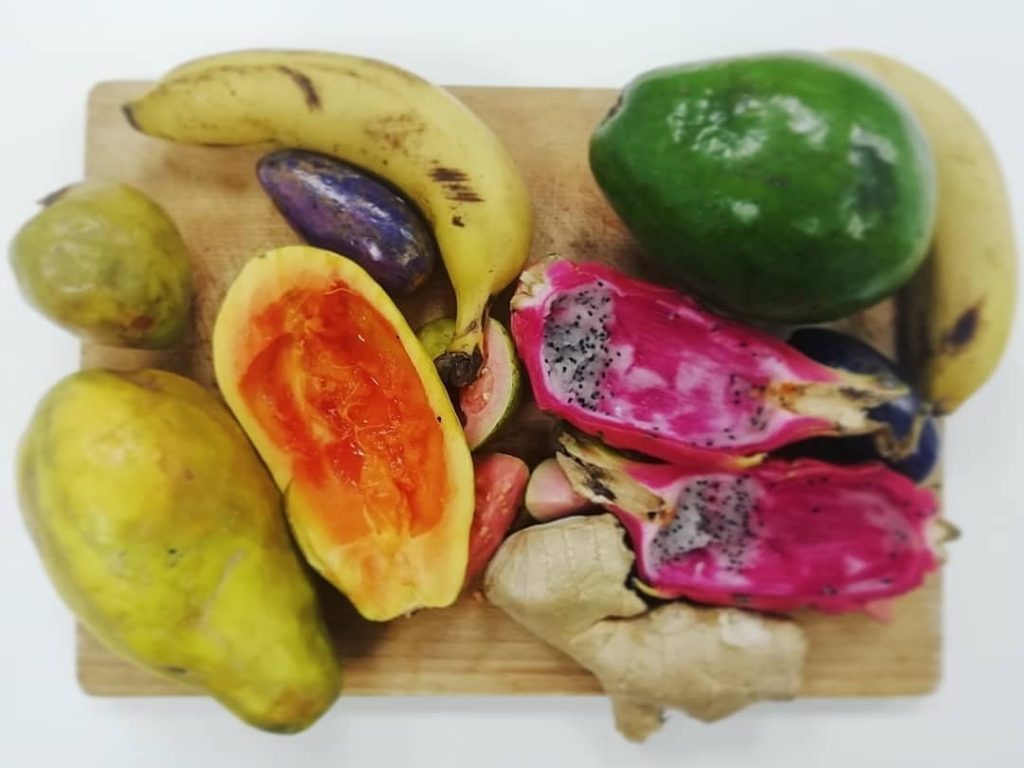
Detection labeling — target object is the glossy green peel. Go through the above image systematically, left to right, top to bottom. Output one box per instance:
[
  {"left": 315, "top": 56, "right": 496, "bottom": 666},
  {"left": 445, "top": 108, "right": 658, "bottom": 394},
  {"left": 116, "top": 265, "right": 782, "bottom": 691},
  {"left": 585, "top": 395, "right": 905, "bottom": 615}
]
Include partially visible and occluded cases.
[{"left": 590, "top": 53, "right": 937, "bottom": 322}]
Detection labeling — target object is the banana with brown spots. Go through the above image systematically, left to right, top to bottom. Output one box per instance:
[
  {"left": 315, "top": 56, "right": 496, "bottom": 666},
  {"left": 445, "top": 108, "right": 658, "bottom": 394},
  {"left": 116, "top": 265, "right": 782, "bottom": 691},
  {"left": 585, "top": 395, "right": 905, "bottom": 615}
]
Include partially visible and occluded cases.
[
  {"left": 124, "top": 50, "right": 534, "bottom": 388},
  {"left": 831, "top": 50, "right": 1017, "bottom": 414}
]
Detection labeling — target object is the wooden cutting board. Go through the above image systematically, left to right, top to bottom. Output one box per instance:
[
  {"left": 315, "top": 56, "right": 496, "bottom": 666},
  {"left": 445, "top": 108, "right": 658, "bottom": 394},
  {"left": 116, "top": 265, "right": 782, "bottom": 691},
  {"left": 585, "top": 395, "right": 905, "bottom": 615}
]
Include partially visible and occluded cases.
[{"left": 77, "top": 81, "right": 941, "bottom": 698}]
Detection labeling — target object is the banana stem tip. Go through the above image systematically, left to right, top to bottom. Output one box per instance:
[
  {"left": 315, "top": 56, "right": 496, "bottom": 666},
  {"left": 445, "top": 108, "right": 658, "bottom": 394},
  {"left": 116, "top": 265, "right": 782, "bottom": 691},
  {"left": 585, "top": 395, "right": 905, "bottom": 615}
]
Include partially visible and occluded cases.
[{"left": 435, "top": 348, "right": 484, "bottom": 389}]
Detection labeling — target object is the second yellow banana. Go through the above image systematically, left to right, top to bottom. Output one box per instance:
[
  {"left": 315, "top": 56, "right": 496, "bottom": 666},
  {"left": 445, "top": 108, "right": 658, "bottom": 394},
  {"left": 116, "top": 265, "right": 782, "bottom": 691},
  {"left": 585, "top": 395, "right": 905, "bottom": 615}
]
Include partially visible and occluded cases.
[{"left": 831, "top": 50, "right": 1017, "bottom": 414}]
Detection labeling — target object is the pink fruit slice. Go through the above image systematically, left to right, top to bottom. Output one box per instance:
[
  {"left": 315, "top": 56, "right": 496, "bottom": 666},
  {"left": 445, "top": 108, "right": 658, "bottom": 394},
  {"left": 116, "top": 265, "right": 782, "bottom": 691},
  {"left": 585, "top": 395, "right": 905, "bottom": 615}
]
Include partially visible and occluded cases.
[
  {"left": 511, "top": 259, "right": 903, "bottom": 464},
  {"left": 556, "top": 433, "right": 946, "bottom": 615},
  {"left": 466, "top": 453, "right": 529, "bottom": 583},
  {"left": 524, "top": 458, "right": 589, "bottom": 522}
]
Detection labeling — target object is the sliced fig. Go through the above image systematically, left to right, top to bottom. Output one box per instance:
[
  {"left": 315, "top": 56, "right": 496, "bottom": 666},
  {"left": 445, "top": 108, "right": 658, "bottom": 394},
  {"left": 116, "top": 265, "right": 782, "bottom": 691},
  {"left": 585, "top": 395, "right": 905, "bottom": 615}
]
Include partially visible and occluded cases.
[{"left": 417, "top": 316, "right": 522, "bottom": 450}]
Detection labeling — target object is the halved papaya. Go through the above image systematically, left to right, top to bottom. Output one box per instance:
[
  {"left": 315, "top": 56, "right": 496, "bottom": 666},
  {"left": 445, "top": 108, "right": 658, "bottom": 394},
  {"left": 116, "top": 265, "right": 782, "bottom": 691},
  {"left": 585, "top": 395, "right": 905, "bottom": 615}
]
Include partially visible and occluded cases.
[{"left": 213, "top": 246, "right": 474, "bottom": 621}]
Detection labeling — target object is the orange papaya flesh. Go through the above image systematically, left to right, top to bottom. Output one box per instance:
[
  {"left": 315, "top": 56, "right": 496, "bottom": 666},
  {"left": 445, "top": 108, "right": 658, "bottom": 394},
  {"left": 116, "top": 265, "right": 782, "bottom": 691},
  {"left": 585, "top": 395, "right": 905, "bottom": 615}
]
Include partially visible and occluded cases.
[{"left": 213, "top": 246, "right": 474, "bottom": 621}]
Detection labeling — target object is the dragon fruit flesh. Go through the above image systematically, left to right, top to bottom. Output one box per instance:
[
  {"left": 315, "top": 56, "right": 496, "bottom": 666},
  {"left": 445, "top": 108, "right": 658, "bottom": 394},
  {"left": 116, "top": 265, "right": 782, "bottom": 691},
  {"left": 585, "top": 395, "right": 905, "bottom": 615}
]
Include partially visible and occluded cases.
[
  {"left": 510, "top": 259, "right": 906, "bottom": 465},
  {"left": 555, "top": 432, "right": 945, "bottom": 614}
]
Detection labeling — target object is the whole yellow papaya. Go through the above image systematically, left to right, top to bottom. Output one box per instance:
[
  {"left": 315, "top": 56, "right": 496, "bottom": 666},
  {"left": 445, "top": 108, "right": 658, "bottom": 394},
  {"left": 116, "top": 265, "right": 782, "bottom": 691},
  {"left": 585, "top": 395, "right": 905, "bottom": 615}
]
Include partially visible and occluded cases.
[
  {"left": 9, "top": 181, "right": 194, "bottom": 349},
  {"left": 17, "top": 369, "right": 340, "bottom": 732}
]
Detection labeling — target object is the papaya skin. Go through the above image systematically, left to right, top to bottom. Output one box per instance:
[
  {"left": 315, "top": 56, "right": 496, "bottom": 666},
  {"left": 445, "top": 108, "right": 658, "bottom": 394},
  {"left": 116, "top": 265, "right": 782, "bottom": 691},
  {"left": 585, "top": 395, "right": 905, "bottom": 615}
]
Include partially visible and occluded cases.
[
  {"left": 9, "top": 180, "right": 193, "bottom": 349},
  {"left": 213, "top": 246, "right": 474, "bottom": 622},
  {"left": 17, "top": 369, "right": 339, "bottom": 733}
]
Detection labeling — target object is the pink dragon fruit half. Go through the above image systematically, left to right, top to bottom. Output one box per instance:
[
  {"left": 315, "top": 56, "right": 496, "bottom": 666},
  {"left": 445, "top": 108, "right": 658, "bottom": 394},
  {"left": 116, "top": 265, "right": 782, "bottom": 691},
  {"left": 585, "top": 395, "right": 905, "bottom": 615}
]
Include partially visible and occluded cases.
[
  {"left": 511, "top": 259, "right": 904, "bottom": 465},
  {"left": 555, "top": 432, "right": 946, "bottom": 614}
]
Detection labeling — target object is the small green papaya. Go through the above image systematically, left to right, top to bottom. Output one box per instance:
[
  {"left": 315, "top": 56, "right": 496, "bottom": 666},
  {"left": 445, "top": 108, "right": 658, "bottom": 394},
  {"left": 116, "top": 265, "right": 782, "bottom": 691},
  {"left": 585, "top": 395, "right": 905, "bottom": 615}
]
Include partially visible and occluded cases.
[
  {"left": 590, "top": 53, "right": 937, "bottom": 322},
  {"left": 9, "top": 181, "right": 192, "bottom": 348},
  {"left": 17, "top": 369, "right": 339, "bottom": 732}
]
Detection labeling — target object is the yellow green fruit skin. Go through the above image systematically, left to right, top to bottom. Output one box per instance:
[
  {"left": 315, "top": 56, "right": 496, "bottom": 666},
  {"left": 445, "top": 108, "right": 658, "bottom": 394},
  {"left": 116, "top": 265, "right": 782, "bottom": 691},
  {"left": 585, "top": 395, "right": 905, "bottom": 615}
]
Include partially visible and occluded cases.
[
  {"left": 123, "top": 49, "right": 533, "bottom": 387},
  {"left": 831, "top": 50, "right": 1017, "bottom": 413},
  {"left": 9, "top": 181, "right": 192, "bottom": 349},
  {"left": 212, "top": 246, "right": 475, "bottom": 621},
  {"left": 417, "top": 316, "right": 457, "bottom": 361},
  {"left": 17, "top": 369, "right": 339, "bottom": 733}
]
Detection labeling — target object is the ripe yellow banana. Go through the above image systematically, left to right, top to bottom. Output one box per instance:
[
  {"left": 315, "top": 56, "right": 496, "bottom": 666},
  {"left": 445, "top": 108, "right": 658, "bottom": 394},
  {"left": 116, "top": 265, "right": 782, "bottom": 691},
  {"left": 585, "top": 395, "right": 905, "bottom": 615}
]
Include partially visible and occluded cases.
[
  {"left": 830, "top": 49, "right": 1017, "bottom": 414},
  {"left": 124, "top": 50, "right": 534, "bottom": 388}
]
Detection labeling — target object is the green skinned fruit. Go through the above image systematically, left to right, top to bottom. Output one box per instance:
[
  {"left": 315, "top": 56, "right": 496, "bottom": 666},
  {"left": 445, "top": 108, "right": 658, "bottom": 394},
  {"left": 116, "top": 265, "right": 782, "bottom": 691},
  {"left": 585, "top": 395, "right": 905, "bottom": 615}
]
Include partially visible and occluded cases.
[
  {"left": 590, "top": 53, "right": 937, "bottom": 323},
  {"left": 10, "top": 181, "right": 192, "bottom": 348},
  {"left": 17, "top": 369, "right": 340, "bottom": 732}
]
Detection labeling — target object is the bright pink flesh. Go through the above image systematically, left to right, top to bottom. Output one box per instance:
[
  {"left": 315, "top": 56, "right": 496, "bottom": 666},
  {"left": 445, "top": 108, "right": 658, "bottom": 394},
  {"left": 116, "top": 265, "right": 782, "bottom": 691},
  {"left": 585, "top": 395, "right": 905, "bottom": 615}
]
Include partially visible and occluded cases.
[
  {"left": 511, "top": 260, "right": 886, "bottom": 464},
  {"left": 466, "top": 453, "right": 529, "bottom": 584},
  {"left": 615, "top": 457, "right": 939, "bottom": 614},
  {"left": 525, "top": 458, "right": 589, "bottom": 522}
]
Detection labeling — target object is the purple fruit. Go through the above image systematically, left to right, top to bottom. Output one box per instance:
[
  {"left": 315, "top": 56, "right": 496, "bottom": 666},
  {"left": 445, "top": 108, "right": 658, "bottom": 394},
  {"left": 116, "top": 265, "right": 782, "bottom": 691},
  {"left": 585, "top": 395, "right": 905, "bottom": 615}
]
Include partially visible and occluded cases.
[
  {"left": 258, "top": 149, "right": 436, "bottom": 295},
  {"left": 787, "top": 327, "right": 940, "bottom": 482}
]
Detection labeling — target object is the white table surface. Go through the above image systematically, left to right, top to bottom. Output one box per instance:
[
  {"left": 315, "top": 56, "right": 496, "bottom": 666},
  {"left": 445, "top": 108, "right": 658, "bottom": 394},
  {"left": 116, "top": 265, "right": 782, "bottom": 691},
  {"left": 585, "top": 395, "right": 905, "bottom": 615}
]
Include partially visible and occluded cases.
[{"left": 1, "top": 1, "right": 1022, "bottom": 765}]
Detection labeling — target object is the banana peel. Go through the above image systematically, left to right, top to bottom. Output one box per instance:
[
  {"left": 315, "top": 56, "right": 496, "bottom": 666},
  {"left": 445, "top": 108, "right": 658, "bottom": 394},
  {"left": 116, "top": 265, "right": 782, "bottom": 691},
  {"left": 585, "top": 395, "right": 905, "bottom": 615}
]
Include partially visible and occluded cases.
[
  {"left": 123, "top": 49, "right": 533, "bottom": 388},
  {"left": 831, "top": 49, "right": 1017, "bottom": 414}
]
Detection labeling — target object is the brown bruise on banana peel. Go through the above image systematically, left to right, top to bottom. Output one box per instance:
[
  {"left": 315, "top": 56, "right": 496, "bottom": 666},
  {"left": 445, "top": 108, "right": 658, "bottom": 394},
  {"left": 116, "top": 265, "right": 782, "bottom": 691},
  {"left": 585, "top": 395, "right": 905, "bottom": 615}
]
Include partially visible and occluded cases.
[
  {"left": 275, "top": 66, "right": 321, "bottom": 110},
  {"left": 363, "top": 113, "right": 427, "bottom": 153},
  {"left": 429, "top": 166, "right": 484, "bottom": 203},
  {"left": 939, "top": 302, "right": 981, "bottom": 353},
  {"left": 483, "top": 514, "right": 807, "bottom": 742}
]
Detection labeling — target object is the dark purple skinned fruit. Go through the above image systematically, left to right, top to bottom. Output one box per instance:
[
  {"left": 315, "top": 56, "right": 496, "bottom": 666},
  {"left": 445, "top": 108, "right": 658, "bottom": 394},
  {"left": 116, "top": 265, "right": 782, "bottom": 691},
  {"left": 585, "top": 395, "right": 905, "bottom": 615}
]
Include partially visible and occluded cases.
[
  {"left": 258, "top": 149, "right": 437, "bottom": 295},
  {"left": 786, "top": 327, "right": 939, "bottom": 483},
  {"left": 554, "top": 431, "right": 952, "bottom": 615}
]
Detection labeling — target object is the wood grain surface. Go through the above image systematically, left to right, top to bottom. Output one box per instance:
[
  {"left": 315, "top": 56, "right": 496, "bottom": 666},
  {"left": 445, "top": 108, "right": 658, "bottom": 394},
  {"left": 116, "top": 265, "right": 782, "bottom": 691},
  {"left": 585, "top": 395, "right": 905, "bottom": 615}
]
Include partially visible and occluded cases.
[{"left": 77, "top": 81, "right": 941, "bottom": 698}]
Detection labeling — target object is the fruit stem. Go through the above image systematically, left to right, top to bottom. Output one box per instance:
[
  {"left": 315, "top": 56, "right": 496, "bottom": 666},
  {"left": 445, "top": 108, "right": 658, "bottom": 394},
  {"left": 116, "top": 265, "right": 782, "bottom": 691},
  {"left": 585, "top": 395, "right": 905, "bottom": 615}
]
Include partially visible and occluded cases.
[
  {"left": 38, "top": 185, "right": 73, "bottom": 207},
  {"left": 435, "top": 347, "right": 483, "bottom": 389}
]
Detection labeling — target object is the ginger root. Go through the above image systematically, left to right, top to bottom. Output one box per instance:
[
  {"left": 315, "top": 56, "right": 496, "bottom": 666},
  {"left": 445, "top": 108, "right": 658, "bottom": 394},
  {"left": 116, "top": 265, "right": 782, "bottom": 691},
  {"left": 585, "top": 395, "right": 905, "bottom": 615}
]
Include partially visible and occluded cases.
[{"left": 484, "top": 514, "right": 807, "bottom": 741}]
